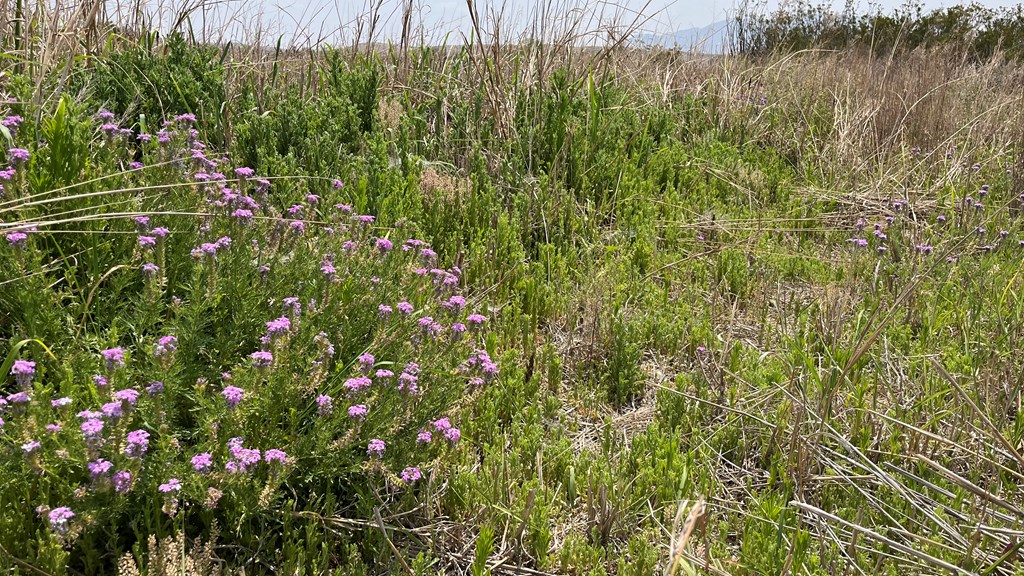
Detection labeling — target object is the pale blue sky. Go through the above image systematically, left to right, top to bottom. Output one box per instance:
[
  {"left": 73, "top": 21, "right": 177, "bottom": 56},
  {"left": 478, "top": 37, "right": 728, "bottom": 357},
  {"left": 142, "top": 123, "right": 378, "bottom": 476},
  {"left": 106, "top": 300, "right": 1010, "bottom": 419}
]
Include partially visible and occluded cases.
[{"left": 160, "top": 0, "right": 1023, "bottom": 46}]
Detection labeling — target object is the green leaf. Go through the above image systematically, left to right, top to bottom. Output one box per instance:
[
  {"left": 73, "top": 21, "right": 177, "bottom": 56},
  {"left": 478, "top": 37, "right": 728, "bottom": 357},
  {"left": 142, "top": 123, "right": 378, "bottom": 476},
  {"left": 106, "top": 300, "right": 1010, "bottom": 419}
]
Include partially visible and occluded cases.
[
  {"left": 0, "top": 123, "right": 12, "bottom": 148},
  {"left": 0, "top": 339, "right": 58, "bottom": 380}
]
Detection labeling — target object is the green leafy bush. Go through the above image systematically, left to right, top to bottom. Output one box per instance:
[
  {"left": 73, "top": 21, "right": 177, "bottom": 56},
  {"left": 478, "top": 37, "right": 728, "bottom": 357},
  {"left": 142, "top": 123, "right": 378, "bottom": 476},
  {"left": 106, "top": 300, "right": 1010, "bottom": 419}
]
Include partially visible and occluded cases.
[{"left": 0, "top": 111, "right": 497, "bottom": 572}]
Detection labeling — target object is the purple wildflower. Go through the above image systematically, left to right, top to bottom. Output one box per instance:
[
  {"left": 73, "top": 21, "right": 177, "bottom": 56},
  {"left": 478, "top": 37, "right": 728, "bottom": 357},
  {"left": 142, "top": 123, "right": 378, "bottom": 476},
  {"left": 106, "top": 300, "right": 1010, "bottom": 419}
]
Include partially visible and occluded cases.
[
  {"left": 1, "top": 115, "right": 23, "bottom": 135},
  {"left": 8, "top": 147, "right": 30, "bottom": 165},
  {"left": 6, "top": 232, "right": 27, "bottom": 247},
  {"left": 138, "top": 235, "right": 157, "bottom": 248},
  {"left": 282, "top": 297, "right": 301, "bottom": 315},
  {"left": 265, "top": 316, "right": 291, "bottom": 337},
  {"left": 154, "top": 335, "right": 177, "bottom": 358},
  {"left": 101, "top": 347, "right": 125, "bottom": 371},
  {"left": 251, "top": 350, "right": 273, "bottom": 367},
  {"left": 11, "top": 360, "right": 35, "bottom": 387},
  {"left": 398, "top": 372, "right": 419, "bottom": 394},
  {"left": 343, "top": 376, "right": 372, "bottom": 393},
  {"left": 222, "top": 386, "right": 244, "bottom": 408},
  {"left": 113, "top": 388, "right": 140, "bottom": 405},
  {"left": 7, "top": 391, "right": 30, "bottom": 404},
  {"left": 316, "top": 394, "right": 333, "bottom": 415},
  {"left": 102, "top": 401, "right": 123, "bottom": 419},
  {"left": 348, "top": 404, "right": 368, "bottom": 420},
  {"left": 81, "top": 418, "right": 104, "bottom": 439},
  {"left": 125, "top": 429, "right": 150, "bottom": 457},
  {"left": 225, "top": 438, "right": 262, "bottom": 473},
  {"left": 367, "top": 439, "right": 385, "bottom": 458},
  {"left": 264, "top": 449, "right": 287, "bottom": 464},
  {"left": 191, "top": 453, "right": 213, "bottom": 473},
  {"left": 88, "top": 459, "right": 113, "bottom": 478},
  {"left": 401, "top": 467, "right": 423, "bottom": 483},
  {"left": 113, "top": 471, "right": 132, "bottom": 493},
  {"left": 158, "top": 478, "right": 181, "bottom": 493},
  {"left": 48, "top": 507, "right": 74, "bottom": 533}
]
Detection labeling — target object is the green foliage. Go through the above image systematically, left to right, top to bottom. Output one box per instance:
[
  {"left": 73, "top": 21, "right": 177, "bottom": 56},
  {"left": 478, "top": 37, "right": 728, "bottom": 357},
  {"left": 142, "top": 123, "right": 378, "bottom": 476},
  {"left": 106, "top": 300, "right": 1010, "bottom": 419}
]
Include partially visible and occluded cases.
[
  {"left": 735, "top": 0, "right": 1024, "bottom": 62},
  {"left": 2, "top": 20, "right": 1024, "bottom": 575},
  {"left": 83, "top": 32, "right": 227, "bottom": 144},
  {"left": 29, "top": 96, "right": 91, "bottom": 191},
  {"left": 0, "top": 110, "right": 495, "bottom": 572},
  {"left": 604, "top": 313, "right": 644, "bottom": 408}
]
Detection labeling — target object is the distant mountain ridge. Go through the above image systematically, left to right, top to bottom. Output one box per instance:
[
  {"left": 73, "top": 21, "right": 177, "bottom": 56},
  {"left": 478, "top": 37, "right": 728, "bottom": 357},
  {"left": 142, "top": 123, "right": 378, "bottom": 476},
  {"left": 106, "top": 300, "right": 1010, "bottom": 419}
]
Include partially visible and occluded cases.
[{"left": 634, "top": 20, "right": 731, "bottom": 53}]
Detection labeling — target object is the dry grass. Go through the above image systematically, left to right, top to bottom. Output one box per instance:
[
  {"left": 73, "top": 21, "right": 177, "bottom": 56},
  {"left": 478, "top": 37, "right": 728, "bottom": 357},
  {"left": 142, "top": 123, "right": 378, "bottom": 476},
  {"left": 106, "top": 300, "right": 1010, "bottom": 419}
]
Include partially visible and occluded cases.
[{"left": 117, "top": 527, "right": 222, "bottom": 576}]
